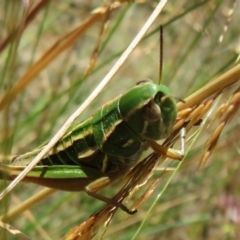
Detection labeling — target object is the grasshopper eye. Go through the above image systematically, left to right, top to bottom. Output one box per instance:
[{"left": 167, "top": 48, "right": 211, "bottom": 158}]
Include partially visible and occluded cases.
[
  {"left": 136, "top": 79, "right": 153, "bottom": 85},
  {"left": 154, "top": 92, "right": 164, "bottom": 104},
  {"left": 142, "top": 99, "right": 161, "bottom": 122}
]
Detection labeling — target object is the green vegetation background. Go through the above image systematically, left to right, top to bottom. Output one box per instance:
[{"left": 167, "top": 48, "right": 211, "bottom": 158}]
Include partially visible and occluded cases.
[{"left": 0, "top": 1, "right": 239, "bottom": 239}]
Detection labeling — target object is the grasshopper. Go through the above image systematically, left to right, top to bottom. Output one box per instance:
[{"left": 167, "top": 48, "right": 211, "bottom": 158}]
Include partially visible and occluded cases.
[
  {"left": 0, "top": 24, "right": 185, "bottom": 213},
  {"left": 0, "top": 79, "right": 184, "bottom": 214}
]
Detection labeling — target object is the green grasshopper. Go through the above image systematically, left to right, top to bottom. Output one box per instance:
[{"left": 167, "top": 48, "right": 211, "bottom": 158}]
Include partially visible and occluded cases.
[{"left": 0, "top": 79, "right": 184, "bottom": 214}]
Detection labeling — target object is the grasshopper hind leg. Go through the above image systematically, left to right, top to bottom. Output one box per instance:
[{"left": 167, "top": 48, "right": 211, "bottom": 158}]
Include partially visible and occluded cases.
[
  {"left": 149, "top": 127, "right": 186, "bottom": 161},
  {"left": 85, "top": 176, "right": 137, "bottom": 215}
]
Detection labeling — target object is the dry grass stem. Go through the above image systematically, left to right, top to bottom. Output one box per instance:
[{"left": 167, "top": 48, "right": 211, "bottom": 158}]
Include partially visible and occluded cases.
[
  {"left": 0, "top": 2, "right": 123, "bottom": 110},
  {"left": 199, "top": 87, "right": 240, "bottom": 169},
  {"left": 0, "top": 220, "right": 30, "bottom": 240}
]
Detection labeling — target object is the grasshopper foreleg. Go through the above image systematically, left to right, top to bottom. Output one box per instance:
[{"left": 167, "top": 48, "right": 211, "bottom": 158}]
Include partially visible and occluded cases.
[{"left": 149, "top": 127, "right": 186, "bottom": 160}]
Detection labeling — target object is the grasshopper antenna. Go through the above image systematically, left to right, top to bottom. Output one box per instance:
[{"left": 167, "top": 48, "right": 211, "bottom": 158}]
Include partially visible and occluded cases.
[{"left": 158, "top": 25, "right": 163, "bottom": 85}]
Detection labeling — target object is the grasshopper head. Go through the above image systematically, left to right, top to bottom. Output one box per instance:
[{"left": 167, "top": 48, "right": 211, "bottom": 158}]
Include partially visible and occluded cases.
[
  {"left": 120, "top": 80, "right": 177, "bottom": 141},
  {"left": 141, "top": 84, "right": 177, "bottom": 140}
]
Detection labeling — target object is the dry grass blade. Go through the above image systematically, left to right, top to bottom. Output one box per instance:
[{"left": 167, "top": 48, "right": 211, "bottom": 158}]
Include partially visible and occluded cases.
[
  {"left": 0, "top": 0, "right": 50, "bottom": 53},
  {"left": 0, "top": 2, "right": 121, "bottom": 110},
  {"left": 84, "top": 5, "right": 111, "bottom": 78},
  {"left": 177, "top": 63, "right": 240, "bottom": 111},
  {"left": 199, "top": 87, "right": 240, "bottom": 169},
  {"left": 130, "top": 178, "right": 160, "bottom": 210},
  {"left": 0, "top": 188, "right": 56, "bottom": 222},
  {"left": 63, "top": 205, "right": 117, "bottom": 240},
  {"left": 0, "top": 221, "right": 30, "bottom": 240}
]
